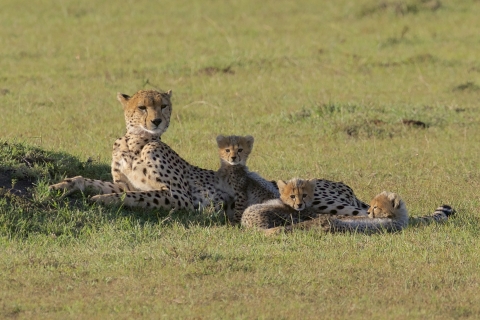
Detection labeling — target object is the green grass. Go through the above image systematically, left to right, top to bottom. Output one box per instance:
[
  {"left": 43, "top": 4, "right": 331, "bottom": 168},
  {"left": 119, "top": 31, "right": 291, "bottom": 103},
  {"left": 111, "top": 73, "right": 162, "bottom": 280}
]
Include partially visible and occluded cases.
[{"left": 1, "top": 0, "right": 480, "bottom": 318}]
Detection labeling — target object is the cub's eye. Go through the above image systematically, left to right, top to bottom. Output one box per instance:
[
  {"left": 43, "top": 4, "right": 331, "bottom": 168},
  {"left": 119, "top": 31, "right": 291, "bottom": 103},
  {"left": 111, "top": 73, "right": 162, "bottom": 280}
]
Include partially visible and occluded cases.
[
  {"left": 161, "top": 104, "right": 169, "bottom": 109},
  {"left": 138, "top": 106, "right": 147, "bottom": 111},
  {"left": 238, "top": 148, "right": 243, "bottom": 152},
  {"left": 225, "top": 149, "right": 230, "bottom": 153},
  {"left": 303, "top": 194, "right": 307, "bottom": 198},
  {"left": 290, "top": 195, "right": 295, "bottom": 199}
]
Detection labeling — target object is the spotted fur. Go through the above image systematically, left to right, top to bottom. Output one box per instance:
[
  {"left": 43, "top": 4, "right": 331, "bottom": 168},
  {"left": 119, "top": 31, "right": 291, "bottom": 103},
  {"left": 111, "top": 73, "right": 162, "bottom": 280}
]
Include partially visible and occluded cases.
[
  {"left": 50, "top": 90, "right": 231, "bottom": 211},
  {"left": 215, "top": 135, "right": 279, "bottom": 224},
  {"left": 241, "top": 177, "right": 369, "bottom": 229},
  {"left": 264, "top": 191, "right": 454, "bottom": 235}
]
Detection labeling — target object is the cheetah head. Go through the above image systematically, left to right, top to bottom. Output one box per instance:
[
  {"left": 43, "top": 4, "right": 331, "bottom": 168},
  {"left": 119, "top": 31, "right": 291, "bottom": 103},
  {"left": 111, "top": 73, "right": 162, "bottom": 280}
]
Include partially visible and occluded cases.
[
  {"left": 117, "top": 89, "right": 172, "bottom": 136},
  {"left": 216, "top": 135, "right": 254, "bottom": 166},
  {"left": 278, "top": 178, "right": 316, "bottom": 211},
  {"left": 368, "top": 191, "right": 407, "bottom": 219}
]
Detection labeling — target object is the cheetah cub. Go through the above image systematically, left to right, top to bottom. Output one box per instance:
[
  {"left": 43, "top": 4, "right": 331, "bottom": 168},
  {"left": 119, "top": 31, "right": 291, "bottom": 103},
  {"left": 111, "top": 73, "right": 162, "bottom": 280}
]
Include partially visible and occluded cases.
[
  {"left": 215, "top": 135, "right": 279, "bottom": 224},
  {"left": 241, "top": 178, "right": 317, "bottom": 229},
  {"left": 278, "top": 178, "right": 316, "bottom": 211},
  {"left": 265, "top": 191, "right": 454, "bottom": 236}
]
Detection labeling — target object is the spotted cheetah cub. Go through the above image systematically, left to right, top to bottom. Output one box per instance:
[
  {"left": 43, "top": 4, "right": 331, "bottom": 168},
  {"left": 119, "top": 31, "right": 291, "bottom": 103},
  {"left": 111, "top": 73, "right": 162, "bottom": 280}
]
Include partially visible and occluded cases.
[
  {"left": 215, "top": 135, "right": 279, "bottom": 224},
  {"left": 241, "top": 178, "right": 317, "bottom": 229},
  {"left": 278, "top": 178, "right": 316, "bottom": 211},
  {"left": 265, "top": 191, "right": 454, "bottom": 236}
]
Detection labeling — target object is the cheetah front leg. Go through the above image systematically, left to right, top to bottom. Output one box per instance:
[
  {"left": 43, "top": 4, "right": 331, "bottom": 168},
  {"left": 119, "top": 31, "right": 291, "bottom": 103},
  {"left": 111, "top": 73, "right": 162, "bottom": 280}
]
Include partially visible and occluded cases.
[
  {"left": 119, "top": 159, "right": 170, "bottom": 192},
  {"left": 49, "top": 176, "right": 131, "bottom": 197},
  {"left": 90, "top": 188, "right": 194, "bottom": 211},
  {"left": 231, "top": 190, "right": 249, "bottom": 225},
  {"left": 242, "top": 205, "right": 312, "bottom": 230},
  {"left": 264, "top": 216, "right": 332, "bottom": 236}
]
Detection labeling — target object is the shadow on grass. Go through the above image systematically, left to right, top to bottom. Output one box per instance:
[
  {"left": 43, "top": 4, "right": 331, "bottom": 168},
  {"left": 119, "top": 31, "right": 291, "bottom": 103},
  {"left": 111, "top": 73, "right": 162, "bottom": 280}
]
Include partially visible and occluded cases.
[
  {"left": 0, "top": 139, "right": 112, "bottom": 184},
  {"left": 0, "top": 140, "right": 228, "bottom": 239}
]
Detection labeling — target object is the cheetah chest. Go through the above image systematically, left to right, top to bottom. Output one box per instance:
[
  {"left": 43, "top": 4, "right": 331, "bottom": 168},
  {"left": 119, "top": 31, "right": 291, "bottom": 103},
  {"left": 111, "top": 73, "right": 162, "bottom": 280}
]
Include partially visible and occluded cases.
[
  {"left": 114, "top": 138, "right": 188, "bottom": 192},
  {"left": 216, "top": 166, "right": 248, "bottom": 199}
]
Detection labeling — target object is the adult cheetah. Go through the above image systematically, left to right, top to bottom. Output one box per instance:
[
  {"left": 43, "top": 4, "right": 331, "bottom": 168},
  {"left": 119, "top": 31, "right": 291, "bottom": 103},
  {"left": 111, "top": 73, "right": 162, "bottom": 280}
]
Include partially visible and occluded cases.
[{"left": 50, "top": 90, "right": 231, "bottom": 212}]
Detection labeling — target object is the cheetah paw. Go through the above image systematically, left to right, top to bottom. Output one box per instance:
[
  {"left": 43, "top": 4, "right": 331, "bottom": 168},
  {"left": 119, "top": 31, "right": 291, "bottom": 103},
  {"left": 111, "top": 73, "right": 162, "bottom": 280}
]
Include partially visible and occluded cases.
[{"left": 264, "top": 227, "right": 284, "bottom": 236}]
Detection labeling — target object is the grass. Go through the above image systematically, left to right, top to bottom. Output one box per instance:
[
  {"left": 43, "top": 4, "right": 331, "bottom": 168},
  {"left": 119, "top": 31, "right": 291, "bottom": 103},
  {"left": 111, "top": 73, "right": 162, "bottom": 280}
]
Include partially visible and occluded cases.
[{"left": 1, "top": 0, "right": 480, "bottom": 318}]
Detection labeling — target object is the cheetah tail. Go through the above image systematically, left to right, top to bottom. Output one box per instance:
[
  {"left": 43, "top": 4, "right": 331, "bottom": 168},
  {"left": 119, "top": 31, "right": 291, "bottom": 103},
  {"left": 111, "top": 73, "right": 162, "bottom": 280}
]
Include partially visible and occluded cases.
[{"left": 409, "top": 205, "right": 455, "bottom": 226}]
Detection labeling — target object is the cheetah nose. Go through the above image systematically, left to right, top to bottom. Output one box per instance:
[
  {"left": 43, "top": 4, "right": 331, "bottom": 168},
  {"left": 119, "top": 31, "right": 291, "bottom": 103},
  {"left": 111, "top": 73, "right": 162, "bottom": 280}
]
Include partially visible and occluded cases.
[
  {"left": 151, "top": 118, "right": 162, "bottom": 126},
  {"left": 231, "top": 156, "right": 237, "bottom": 161}
]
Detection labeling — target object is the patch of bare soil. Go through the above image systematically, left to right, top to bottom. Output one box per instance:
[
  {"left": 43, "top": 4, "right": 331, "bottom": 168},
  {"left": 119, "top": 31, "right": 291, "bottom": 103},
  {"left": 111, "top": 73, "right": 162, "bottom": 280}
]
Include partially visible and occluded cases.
[
  {"left": 359, "top": 0, "right": 441, "bottom": 17},
  {"left": 197, "top": 66, "right": 235, "bottom": 76},
  {"left": 453, "top": 82, "right": 480, "bottom": 92},
  {"left": 402, "top": 119, "right": 428, "bottom": 128},
  {"left": 0, "top": 171, "right": 35, "bottom": 198}
]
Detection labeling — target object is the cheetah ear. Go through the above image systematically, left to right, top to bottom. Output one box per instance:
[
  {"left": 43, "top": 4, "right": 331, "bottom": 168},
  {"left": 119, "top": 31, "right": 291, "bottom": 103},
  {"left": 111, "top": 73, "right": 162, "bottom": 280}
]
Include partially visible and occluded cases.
[
  {"left": 166, "top": 89, "right": 172, "bottom": 98},
  {"left": 117, "top": 93, "right": 130, "bottom": 107},
  {"left": 216, "top": 135, "right": 227, "bottom": 148},
  {"left": 244, "top": 135, "right": 254, "bottom": 149},
  {"left": 306, "top": 179, "right": 316, "bottom": 193},
  {"left": 277, "top": 180, "right": 287, "bottom": 193},
  {"left": 388, "top": 192, "right": 401, "bottom": 209}
]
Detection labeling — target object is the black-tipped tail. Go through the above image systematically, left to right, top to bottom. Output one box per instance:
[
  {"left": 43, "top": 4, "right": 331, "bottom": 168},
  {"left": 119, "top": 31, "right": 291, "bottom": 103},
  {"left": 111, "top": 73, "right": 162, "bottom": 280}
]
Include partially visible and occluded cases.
[
  {"left": 410, "top": 205, "right": 455, "bottom": 225},
  {"left": 435, "top": 205, "right": 455, "bottom": 218}
]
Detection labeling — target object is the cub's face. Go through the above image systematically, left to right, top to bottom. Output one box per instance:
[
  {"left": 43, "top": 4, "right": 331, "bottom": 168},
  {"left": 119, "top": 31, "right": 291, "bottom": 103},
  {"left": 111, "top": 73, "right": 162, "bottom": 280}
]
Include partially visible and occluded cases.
[
  {"left": 118, "top": 89, "right": 172, "bottom": 135},
  {"left": 216, "top": 135, "right": 254, "bottom": 166},
  {"left": 278, "top": 178, "right": 316, "bottom": 211},
  {"left": 368, "top": 192, "right": 399, "bottom": 218}
]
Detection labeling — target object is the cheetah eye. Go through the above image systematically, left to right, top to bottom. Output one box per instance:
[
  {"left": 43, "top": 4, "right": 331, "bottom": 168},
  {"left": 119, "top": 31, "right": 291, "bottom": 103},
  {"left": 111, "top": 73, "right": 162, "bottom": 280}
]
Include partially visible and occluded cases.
[
  {"left": 161, "top": 104, "right": 169, "bottom": 109},
  {"left": 138, "top": 106, "right": 147, "bottom": 111},
  {"left": 238, "top": 148, "right": 243, "bottom": 152},
  {"left": 225, "top": 149, "right": 230, "bottom": 153},
  {"left": 290, "top": 195, "right": 295, "bottom": 199}
]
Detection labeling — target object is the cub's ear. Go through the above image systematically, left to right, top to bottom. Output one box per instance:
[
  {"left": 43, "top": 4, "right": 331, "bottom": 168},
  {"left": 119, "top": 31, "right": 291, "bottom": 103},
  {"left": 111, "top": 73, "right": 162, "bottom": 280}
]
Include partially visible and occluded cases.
[
  {"left": 166, "top": 89, "right": 172, "bottom": 98},
  {"left": 117, "top": 93, "right": 130, "bottom": 107},
  {"left": 216, "top": 135, "right": 228, "bottom": 148},
  {"left": 244, "top": 135, "right": 254, "bottom": 149},
  {"left": 304, "top": 179, "right": 316, "bottom": 193},
  {"left": 277, "top": 180, "right": 287, "bottom": 193},
  {"left": 388, "top": 192, "right": 401, "bottom": 209}
]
